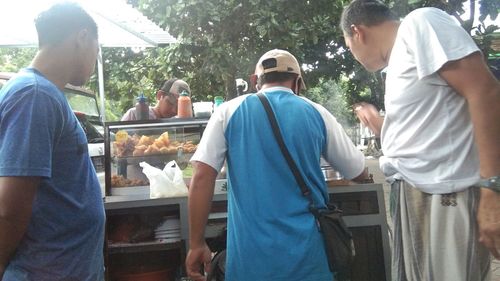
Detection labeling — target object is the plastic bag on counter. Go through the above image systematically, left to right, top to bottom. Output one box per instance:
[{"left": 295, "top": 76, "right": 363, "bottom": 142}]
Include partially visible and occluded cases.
[{"left": 139, "top": 160, "right": 188, "bottom": 198}]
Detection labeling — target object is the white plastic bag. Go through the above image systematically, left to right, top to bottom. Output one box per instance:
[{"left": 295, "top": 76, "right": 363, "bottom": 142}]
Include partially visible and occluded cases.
[{"left": 139, "top": 160, "right": 188, "bottom": 198}]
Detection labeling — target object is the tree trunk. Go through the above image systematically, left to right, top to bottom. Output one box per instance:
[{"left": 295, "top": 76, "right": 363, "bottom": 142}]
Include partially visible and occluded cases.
[{"left": 225, "top": 73, "right": 237, "bottom": 101}]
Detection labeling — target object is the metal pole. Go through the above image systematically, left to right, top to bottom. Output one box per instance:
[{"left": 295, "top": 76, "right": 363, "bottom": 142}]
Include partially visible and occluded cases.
[{"left": 97, "top": 46, "right": 106, "bottom": 122}]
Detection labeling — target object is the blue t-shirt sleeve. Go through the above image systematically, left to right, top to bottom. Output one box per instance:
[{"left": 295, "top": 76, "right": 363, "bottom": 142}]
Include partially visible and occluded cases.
[{"left": 0, "top": 86, "right": 63, "bottom": 177}]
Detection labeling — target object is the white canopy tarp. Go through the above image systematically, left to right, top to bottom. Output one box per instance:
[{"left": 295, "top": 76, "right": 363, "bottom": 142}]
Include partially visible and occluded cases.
[
  {"left": 0, "top": 0, "right": 177, "bottom": 120},
  {"left": 0, "top": 0, "right": 176, "bottom": 47}
]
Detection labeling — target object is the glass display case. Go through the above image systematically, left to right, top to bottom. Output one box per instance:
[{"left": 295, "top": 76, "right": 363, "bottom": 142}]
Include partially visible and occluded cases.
[{"left": 104, "top": 119, "right": 208, "bottom": 196}]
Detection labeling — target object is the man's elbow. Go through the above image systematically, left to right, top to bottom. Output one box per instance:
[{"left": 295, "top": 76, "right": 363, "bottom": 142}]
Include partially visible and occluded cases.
[{"left": 190, "top": 161, "right": 218, "bottom": 188}]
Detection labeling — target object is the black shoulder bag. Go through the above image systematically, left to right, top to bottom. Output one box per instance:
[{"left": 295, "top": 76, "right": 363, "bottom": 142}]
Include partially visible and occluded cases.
[{"left": 256, "top": 93, "right": 355, "bottom": 275}]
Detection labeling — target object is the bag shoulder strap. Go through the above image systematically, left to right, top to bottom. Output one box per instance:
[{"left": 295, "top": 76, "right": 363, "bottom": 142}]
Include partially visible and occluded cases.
[{"left": 256, "top": 93, "right": 316, "bottom": 209}]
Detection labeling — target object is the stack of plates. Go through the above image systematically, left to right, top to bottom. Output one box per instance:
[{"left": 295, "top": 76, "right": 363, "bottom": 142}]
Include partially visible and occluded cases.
[{"left": 155, "top": 216, "right": 181, "bottom": 243}]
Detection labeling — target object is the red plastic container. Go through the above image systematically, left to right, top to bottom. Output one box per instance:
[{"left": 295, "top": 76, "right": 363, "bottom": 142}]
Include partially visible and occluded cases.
[{"left": 177, "top": 91, "right": 193, "bottom": 118}]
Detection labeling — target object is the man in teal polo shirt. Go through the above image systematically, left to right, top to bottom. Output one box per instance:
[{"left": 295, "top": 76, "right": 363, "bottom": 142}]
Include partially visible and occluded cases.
[{"left": 186, "top": 49, "right": 368, "bottom": 281}]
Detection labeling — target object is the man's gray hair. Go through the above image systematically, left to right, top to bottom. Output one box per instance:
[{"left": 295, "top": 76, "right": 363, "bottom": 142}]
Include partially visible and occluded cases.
[{"left": 340, "top": 0, "right": 398, "bottom": 37}]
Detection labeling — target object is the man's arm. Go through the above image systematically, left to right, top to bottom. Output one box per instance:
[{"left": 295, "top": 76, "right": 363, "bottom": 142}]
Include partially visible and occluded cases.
[
  {"left": 439, "top": 51, "right": 500, "bottom": 258},
  {"left": 120, "top": 108, "right": 135, "bottom": 121},
  {"left": 185, "top": 161, "right": 218, "bottom": 281},
  {"left": 0, "top": 176, "right": 40, "bottom": 277}
]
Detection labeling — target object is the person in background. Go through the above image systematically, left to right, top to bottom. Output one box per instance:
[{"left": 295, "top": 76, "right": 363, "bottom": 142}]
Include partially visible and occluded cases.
[
  {"left": 341, "top": 0, "right": 500, "bottom": 280},
  {"left": 0, "top": 3, "right": 105, "bottom": 280},
  {"left": 185, "top": 49, "right": 368, "bottom": 281},
  {"left": 121, "top": 78, "right": 190, "bottom": 120},
  {"left": 235, "top": 78, "right": 248, "bottom": 96}
]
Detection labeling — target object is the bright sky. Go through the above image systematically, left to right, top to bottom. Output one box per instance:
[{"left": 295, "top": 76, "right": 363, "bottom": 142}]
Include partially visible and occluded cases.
[
  {"left": 0, "top": 0, "right": 175, "bottom": 47},
  {"left": 2, "top": 0, "right": 104, "bottom": 21},
  {"left": 461, "top": 0, "right": 499, "bottom": 28}
]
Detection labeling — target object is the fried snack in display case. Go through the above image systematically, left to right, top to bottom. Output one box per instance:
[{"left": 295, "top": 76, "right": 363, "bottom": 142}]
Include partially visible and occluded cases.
[{"left": 104, "top": 119, "right": 208, "bottom": 196}]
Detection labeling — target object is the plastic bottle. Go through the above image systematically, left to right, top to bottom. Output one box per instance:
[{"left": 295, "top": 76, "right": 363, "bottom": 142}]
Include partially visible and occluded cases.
[
  {"left": 177, "top": 91, "right": 193, "bottom": 118},
  {"left": 135, "top": 93, "right": 149, "bottom": 120},
  {"left": 214, "top": 96, "right": 224, "bottom": 110}
]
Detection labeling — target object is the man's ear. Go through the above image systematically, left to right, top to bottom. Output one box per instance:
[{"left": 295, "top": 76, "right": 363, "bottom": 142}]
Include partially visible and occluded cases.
[
  {"left": 351, "top": 24, "right": 366, "bottom": 43},
  {"left": 75, "top": 29, "right": 89, "bottom": 49},
  {"left": 249, "top": 74, "right": 258, "bottom": 91},
  {"left": 290, "top": 77, "right": 301, "bottom": 95},
  {"left": 295, "top": 78, "right": 302, "bottom": 95},
  {"left": 156, "top": 90, "right": 163, "bottom": 101}
]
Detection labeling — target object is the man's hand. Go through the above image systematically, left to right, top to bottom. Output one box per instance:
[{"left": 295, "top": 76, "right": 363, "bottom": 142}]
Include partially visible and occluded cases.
[
  {"left": 353, "top": 102, "right": 384, "bottom": 136},
  {"left": 351, "top": 167, "right": 372, "bottom": 183},
  {"left": 0, "top": 177, "right": 39, "bottom": 273},
  {"left": 477, "top": 189, "right": 500, "bottom": 259},
  {"left": 185, "top": 243, "right": 212, "bottom": 281}
]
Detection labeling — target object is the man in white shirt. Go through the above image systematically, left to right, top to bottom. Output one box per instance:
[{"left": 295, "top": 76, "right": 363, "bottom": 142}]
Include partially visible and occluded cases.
[{"left": 341, "top": 0, "right": 500, "bottom": 280}]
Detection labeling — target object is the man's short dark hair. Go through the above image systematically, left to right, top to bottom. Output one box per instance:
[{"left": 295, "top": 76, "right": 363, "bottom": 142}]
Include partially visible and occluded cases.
[
  {"left": 340, "top": 0, "right": 398, "bottom": 37},
  {"left": 35, "top": 2, "right": 98, "bottom": 47},
  {"left": 257, "top": 72, "right": 298, "bottom": 88},
  {"left": 160, "top": 78, "right": 178, "bottom": 93}
]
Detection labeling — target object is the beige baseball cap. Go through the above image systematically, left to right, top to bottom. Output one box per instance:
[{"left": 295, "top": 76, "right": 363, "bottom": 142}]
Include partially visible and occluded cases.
[{"left": 255, "top": 49, "right": 306, "bottom": 89}]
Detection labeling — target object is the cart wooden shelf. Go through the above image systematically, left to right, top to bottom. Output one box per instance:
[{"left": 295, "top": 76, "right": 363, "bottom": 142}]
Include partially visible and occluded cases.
[{"left": 103, "top": 183, "right": 391, "bottom": 281}]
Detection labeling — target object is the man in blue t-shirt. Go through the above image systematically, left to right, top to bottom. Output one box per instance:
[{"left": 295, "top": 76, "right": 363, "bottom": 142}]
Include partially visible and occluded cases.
[
  {"left": 0, "top": 3, "right": 105, "bottom": 280},
  {"left": 186, "top": 49, "right": 368, "bottom": 281}
]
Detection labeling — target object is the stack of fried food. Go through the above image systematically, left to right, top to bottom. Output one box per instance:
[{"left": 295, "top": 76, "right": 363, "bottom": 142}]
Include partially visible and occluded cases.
[
  {"left": 113, "top": 131, "right": 198, "bottom": 157},
  {"left": 113, "top": 134, "right": 138, "bottom": 157},
  {"left": 111, "top": 174, "right": 149, "bottom": 187}
]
